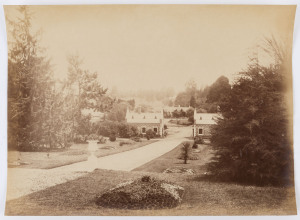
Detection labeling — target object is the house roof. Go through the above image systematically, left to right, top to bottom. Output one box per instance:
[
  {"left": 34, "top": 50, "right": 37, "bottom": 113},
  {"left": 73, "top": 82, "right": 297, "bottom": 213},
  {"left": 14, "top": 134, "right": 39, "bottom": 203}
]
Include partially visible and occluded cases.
[
  {"left": 126, "top": 109, "right": 163, "bottom": 124},
  {"left": 194, "top": 110, "right": 220, "bottom": 125}
]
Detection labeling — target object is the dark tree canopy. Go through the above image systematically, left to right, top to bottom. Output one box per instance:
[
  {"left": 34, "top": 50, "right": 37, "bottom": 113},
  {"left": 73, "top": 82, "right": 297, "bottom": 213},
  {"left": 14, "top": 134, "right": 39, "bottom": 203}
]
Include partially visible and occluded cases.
[{"left": 208, "top": 39, "right": 293, "bottom": 186}]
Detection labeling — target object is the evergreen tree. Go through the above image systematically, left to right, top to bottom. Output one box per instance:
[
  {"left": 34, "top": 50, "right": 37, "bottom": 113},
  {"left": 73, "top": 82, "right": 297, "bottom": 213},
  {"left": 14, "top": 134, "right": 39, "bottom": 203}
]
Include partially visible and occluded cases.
[
  {"left": 7, "top": 6, "right": 55, "bottom": 151},
  {"left": 209, "top": 39, "right": 293, "bottom": 186},
  {"left": 66, "top": 54, "right": 111, "bottom": 137}
]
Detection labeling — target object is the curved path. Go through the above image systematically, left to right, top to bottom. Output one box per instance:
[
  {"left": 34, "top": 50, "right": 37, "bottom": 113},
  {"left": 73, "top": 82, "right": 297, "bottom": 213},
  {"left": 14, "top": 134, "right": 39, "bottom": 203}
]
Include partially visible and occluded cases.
[{"left": 6, "top": 125, "right": 192, "bottom": 201}]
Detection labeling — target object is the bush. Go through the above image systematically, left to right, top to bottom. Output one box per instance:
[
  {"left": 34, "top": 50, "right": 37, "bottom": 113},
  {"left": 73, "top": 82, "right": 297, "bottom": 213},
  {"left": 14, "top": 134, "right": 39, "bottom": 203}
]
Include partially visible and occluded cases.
[
  {"left": 94, "top": 121, "right": 138, "bottom": 138},
  {"left": 146, "top": 129, "right": 156, "bottom": 140},
  {"left": 87, "top": 133, "right": 99, "bottom": 140},
  {"left": 73, "top": 134, "right": 88, "bottom": 144},
  {"left": 109, "top": 135, "right": 116, "bottom": 142},
  {"left": 98, "top": 136, "right": 107, "bottom": 144},
  {"left": 194, "top": 136, "right": 204, "bottom": 144},
  {"left": 130, "top": 137, "right": 142, "bottom": 142},
  {"left": 119, "top": 141, "right": 132, "bottom": 146},
  {"left": 179, "top": 142, "right": 192, "bottom": 164},
  {"left": 192, "top": 142, "right": 198, "bottom": 149},
  {"left": 95, "top": 176, "right": 184, "bottom": 209}
]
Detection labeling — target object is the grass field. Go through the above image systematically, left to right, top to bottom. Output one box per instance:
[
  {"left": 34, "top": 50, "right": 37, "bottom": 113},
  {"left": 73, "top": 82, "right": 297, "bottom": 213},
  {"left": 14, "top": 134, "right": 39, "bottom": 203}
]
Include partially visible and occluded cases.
[
  {"left": 7, "top": 138, "right": 157, "bottom": 169},
  {"left": 5, "top": 143, "right": 297, "bottom": 215},
  {"left": 133, "top": 143, "right": 213, "bottom": 174},
  {"left": 5, "top": 169, "right": 296, "bottom": 216}
]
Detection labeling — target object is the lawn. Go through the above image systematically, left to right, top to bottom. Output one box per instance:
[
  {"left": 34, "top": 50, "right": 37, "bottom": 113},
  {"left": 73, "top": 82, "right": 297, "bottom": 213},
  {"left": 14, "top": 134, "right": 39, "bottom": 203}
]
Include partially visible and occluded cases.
[
  {"left": 7, "top": 138, "right": 157, "bottom": 169},
  {"left": 5, "top": 142, "right": 297, "bottom": 215},
  {"left": 133, "top": 142, "right": 214, "bottom": 174},
  {"left": 5, "top": 169, "right": 296, "bottom": 216}
]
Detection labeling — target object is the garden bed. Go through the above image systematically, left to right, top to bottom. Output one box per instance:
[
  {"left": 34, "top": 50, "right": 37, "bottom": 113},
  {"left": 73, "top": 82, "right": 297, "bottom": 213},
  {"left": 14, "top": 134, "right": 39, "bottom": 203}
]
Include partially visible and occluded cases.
[{"left": 8, "top": 139, "right": 157, "bottom": 169}]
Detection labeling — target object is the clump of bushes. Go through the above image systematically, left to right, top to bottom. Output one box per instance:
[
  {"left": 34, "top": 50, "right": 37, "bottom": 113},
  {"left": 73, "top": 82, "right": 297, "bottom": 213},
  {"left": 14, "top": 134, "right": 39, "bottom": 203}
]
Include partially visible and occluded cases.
[
  {"left": 95, "top": 121, "right": 139, "bottom": 138},
  {"left": 146, "top": 129, "right": 156, "bottom": 140},
  {"left": 109, "top": 135, "right": 116, "bottom": 142},
  {"left": 194, "top": 136, "right": 204, "bottom": 144},
  {"left": 130, "top": 137, "right": 142, "bottom": 142},
  {"left": 119, "top": 141, "right": 132, "bottom": 146},
  {"left": 179, "top": 142, "right": 192, "bottom": 164},
  {"left": 192, "top": 142, "right": 198, "bottom": 149},
  {"left": 95, "top": 176, "right": 184, "bottom": 209}
]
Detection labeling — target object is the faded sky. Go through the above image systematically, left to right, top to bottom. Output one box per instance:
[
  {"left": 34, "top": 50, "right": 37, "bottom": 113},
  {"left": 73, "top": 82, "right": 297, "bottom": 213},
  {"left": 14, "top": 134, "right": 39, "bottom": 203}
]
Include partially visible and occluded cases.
[{"left": 4, "top": 5, "right": 296, "bottom": 92}]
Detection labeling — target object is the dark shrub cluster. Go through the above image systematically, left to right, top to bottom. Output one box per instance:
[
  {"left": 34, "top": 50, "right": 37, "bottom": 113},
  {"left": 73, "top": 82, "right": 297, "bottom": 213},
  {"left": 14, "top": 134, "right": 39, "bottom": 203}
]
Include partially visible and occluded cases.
[
  {"left": 93, "top": 121, "right": 139, "bottom": 138},
  {"left": 109, "top": 135, "right": 116, "bottom": 142},
  {"left": 194, "top": 136, "right": 204, "bottom": 144},
  {"left": 95, "top": 176, "right": 184, "bottom": 209}
]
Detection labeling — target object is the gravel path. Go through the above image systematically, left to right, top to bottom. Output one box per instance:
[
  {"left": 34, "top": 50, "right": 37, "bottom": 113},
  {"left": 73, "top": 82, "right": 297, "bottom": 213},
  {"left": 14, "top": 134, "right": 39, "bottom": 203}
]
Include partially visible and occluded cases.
[{"left": 6, "top": 126, "right": 192, "bottom": 201}]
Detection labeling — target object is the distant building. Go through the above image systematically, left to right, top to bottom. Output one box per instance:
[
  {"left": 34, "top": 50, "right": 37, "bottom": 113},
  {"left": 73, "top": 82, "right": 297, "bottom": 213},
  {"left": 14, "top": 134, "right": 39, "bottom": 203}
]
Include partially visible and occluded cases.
[
  {"left": 125, "top": 108, "right": 164, "bottom": 136},
  {"left": 193, "top": 109, "right": 219, "bottom": 138}
]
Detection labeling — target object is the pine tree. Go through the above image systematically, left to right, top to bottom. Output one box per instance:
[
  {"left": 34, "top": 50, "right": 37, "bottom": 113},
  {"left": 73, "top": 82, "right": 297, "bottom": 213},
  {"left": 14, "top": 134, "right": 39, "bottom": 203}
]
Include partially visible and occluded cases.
[
  {"left": 7, "top": 6, "right": 55, "bottom": 151},
  {"left": 208, "top": 39, "right": 293, "bottom": 186},
  {"left": 65, "top": 54, "right": 111, "bottom": 138}
]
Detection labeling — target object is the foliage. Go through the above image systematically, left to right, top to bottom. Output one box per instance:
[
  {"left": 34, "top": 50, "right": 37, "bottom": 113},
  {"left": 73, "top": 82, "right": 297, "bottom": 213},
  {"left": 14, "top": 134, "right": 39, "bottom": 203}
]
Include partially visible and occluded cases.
[
  {"left": 7, "top": 6, "right": 72, "bottom": 151},
  {"left": 208, "top": 39, "right": 293, "bottom": 186},
  {"left": 65, "top": 54, "right": 112, "bottom": 140},
  {"left": 206, "top": 76, "right": 231, "bottom": 105},
  {"left": 190, "top": 95, "right": 196, "bottom": 108},
  {"left": 106, "top": 102, "right": 129, "bottom": 121},
  {"left": 94, "top": 121, "right": 138, "bottom": 138},
  {"left": 146, "top": 129, "right": 156, "bottom": 140},
  {"left": 87, "top": 134, "right": 99, "bottom": 140},
  {"left": 109, "top": 135, "right": 116, "bottom": 142},
  {"left": 194, "top": 136, "right": 204, "bottom": 144},
  {"left": 130, "top": 137, "right": 142, "bottom": 142},
  {"left": 119, "top": 141, "right": 132, "bottom": 146},
  {"left": 180, "top": 142, "right": 192, "bottom": 164},
  {"left": 192, "top": 142, "right": 198, "bottom": 149},
  {"left": 95, "top": 176, "right": 184, "bottom": 209}
]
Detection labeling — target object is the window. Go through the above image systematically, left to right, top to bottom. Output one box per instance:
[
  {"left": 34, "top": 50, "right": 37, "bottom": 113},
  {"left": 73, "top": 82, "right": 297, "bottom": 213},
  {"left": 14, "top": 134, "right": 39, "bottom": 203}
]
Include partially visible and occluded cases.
[
  {"left": 132, "top": 116, "right": 134, "bottom": 119},
  {"left": 200, "top": 117, "right": 202, "bottom": 120},
  {"left": 142, "top": 127, "right": 146, "bottom": 133},
  {"left": 154, "top": 127, "right": 158, "bottom": 133},
  {"left": 198, "top": 128, "right": 203, "bottom": 135}
]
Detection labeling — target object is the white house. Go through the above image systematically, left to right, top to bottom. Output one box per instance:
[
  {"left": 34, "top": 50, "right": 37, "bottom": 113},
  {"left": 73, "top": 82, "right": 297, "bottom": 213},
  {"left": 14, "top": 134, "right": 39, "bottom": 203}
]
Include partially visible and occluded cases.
[
  {"left": 125, "top": 108, "right": 164, "bottom": 136},
  {"left": 193, "top": 109, "right": 219, "bottom": 137}
]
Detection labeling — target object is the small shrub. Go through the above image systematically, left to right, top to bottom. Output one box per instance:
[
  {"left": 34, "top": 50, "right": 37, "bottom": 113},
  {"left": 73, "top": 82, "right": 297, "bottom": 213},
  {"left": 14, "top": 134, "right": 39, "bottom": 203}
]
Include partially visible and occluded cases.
[
  {"left": 146, "top": 129, "right": 156, "bottom": 140},
  {"left": 163, "top": 130, "right": 168, "bottom": 137},
  {"left": 87, "top": 133, "right": 99, "bottom": 140},
  {"left": 109, "top": 135, "right": 116, "bottom": 142},
  {"left": 98, "top": 136, "right": 106, "bottom": 144},
  {"left": 194, "top": 136, "right": 204, "bottom": 144},
  {"left": 130, "top": 137, "right": 142, "bottom": 142},
  {"left": 119, "top": 141, "right": 132, "bottom": 146},
  {"left": 179, "top": 142, "right": 192, "bottom": 164},
  {"left": 192, "top": 142, "right": 198, "bottom": 149},
  {"left": 141, "top": 175, "right": 151, "bottom": 182}
]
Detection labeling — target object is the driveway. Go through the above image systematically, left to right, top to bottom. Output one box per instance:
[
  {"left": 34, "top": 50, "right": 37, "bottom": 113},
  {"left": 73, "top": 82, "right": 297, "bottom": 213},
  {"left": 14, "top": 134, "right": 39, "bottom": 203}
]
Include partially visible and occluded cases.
[{"left": 6, "top": 125, "right": 192, "bottom": 201}]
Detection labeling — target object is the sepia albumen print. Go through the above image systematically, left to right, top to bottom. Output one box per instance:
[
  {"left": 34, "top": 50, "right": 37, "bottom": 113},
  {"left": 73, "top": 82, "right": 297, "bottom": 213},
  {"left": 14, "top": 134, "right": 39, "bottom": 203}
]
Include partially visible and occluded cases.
[{"left": 3, "top": 4, "right": 297, "bottom": 215}]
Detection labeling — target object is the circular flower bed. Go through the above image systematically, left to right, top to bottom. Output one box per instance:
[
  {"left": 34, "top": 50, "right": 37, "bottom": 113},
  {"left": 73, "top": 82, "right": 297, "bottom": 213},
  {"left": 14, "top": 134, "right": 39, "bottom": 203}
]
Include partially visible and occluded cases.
[
  {"left": 163, "top": 167, "right": 195, "bottom": 175},
  {"left": 95, "top": 176, "right": 184, "bottom": 209}
]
